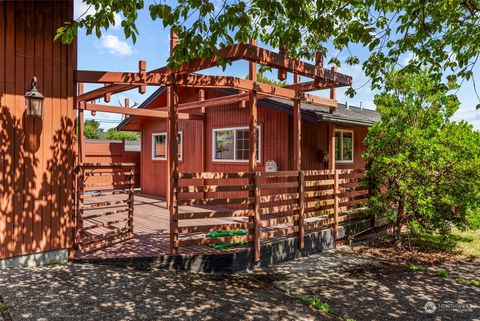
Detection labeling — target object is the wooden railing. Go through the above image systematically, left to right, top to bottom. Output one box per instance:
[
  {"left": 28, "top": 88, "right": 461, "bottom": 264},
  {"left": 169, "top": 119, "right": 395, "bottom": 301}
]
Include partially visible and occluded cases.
[
  {"left": 75, "top": 163, "right": 135, "bottom": 253},
  {"left": 172, "top": 169, "right": 369, "bottom": 260}
]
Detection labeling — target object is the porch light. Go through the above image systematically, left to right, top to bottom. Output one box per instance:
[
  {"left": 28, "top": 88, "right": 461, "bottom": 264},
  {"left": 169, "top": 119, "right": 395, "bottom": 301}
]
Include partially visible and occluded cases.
[{"left": 25, "top": 76, "right": 45, "bottom": 117}]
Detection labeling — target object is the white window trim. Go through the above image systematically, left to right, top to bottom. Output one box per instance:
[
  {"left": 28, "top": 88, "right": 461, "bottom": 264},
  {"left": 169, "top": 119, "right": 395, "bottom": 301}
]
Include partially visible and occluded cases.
[
  {"left": 212, "top": 125, "right": 261, "bottom": 163},
  {"left": 335, "top": 129, "right": 354, "bottom": 164},
  {"left": 152, "top": 131, "right": 183, "bottom": 161}
]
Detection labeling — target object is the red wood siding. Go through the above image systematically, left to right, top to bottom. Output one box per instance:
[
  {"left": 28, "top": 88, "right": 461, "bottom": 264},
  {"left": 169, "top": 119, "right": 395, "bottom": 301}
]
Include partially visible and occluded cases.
[
  {"left": 0, "top": 0, "right": 76, "bottom": 260},
  {"left": 140, "top": 88, "right": 204, "bottom": 196},
  {"left": 138, "top": 89, "right": 370, "bottom": 198},
  {"left": 302, "top": 121, "right": 368, "bottom": 170},
  {"left": 84, "top": 140, "right": 141, "bottom": 188}
]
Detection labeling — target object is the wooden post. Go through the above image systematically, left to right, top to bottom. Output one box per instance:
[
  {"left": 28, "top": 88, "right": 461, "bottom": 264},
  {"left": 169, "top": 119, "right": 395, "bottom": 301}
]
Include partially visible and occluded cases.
[
  {"left": 166, "top": 29, "right": 178, "bottom": 209},
  {"left": 249, "top": 39, "right": 260, "bottom": 262},
  {"left": 278, "top": 41, "right": 287, "bottom": 81},
  {"left": 314, "top": 52, "right": 324, "bottom": 88},
  {"left": 138, "top": 60, "right": 147, "bottom": 94},
  {"left": 329, "top": 66, "right": 337, "bottom": 113},
  {"left": 293, "top": 73, "right": 304, "bottom": 249},
  {"left": 168, "top": 82, "right": 179, "bottom": 255},
  {"left": 77, "top": 83, "right": 85, "bottom": 163},
  {"left": 104, "top": 84, "right": 111, "bottom": 103},
  {"left": 328, "top": 123, "right": 336, "bottom": 170},
  {"left": 329, "top": 123, "right": 339, "bottom": 241},
  {"left": 128, "top": 166, "right": 134, "bottom": 236},
  {"left": 333, "top": 170, "right": 339, "bottom": 242},
  {"left": 76, "top": 171, "right": 85, "bottom": 250},
  {"left": 298, "top": 171, "right": 305, "bottom": 249},
  {"left": 253, "top": 172, "right": 261, "bottom": 262}
]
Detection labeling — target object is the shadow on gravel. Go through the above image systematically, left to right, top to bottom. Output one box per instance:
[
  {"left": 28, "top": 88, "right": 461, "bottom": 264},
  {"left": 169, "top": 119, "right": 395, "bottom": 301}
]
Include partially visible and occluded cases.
[
  {"left": 250, "top": 250, "right": 480, "bottom": 321},
  {"left": 0, "top": 264, "right": 336, "bottom": 321}
]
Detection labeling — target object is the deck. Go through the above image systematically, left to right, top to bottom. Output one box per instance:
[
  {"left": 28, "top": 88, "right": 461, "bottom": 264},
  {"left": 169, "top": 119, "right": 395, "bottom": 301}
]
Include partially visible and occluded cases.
[{"left": 75, "top": 193, "right": 249, "bottom": 260}]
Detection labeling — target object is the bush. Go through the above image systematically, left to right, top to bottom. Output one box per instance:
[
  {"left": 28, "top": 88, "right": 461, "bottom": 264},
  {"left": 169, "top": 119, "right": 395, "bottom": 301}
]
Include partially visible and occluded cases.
[{"left": 363, "top": 71, "right": 480, "bottom": 241}]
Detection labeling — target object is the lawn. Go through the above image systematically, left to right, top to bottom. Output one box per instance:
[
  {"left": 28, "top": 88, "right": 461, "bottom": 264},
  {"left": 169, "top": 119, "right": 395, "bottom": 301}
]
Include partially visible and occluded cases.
[
  {"left": 413, "top": 228, "right": 480, "bottom": 262},
  {"left": 452, "top": 229, "right": 480, "bottom": 261}
]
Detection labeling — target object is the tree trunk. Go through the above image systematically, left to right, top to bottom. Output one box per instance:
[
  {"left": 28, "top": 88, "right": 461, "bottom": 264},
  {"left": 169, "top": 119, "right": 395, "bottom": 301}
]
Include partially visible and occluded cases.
[{"left": 394, "top": 197, "right": 404, "bottom": 246}]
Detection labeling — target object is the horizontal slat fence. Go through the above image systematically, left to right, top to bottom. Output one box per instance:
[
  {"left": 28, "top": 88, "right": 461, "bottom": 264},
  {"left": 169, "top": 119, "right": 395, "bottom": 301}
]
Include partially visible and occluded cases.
[
  {"left": 75, "top": 163, "right": 135, "bottom": 253},
  {"left": 172, "top": 169, "right": 369, "bottom": 260},
  {"left": 173, "top": 172, "right": 254, "bottom": 249}
]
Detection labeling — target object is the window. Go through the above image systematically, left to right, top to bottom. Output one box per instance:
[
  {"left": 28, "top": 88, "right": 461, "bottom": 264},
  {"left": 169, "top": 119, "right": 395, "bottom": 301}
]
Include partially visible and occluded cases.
[
  {"left": 213, "top": 126, "right": 261, "bottom": 162},
  {"left": 335, "top": 130, "right": 353, "bottom": 163},
  {"left": 152, "top": 132, "right": 183, "bottom": 160}
]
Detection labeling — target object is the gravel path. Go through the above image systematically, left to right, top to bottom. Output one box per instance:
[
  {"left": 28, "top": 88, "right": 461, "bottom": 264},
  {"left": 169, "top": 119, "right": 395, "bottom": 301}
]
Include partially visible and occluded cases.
[
  {"left": 0, "top": 248, "right": 479, "bottom": 321},
  {"left": 251, "top": 248, "right": 480, "bottom": 321},
  {"left": 0, "top": 263, "right": 334, "bottom": 321}
]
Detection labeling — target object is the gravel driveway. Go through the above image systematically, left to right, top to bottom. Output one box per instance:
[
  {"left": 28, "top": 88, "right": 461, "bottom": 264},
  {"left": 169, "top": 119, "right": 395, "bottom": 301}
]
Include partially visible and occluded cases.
[{"left": 0, "top": 248, "right": 479, "bottom": 321}]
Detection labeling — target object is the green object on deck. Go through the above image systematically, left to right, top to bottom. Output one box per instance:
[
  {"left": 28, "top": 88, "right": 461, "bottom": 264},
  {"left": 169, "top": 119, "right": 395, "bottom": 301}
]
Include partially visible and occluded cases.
[
  {"left": 207, "top": 229, "right": 247, "bottom": 238},
  {"left": 210, "top": 241, "right": 248, "bottom": 250}
]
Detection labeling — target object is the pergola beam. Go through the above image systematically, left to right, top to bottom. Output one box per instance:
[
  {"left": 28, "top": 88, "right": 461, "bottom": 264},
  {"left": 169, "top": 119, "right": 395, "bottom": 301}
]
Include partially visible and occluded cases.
[
  {"left": 75, "top": 43, "right": 352, "bottom": 104},
  {"left": 170, "top": 43, "right": 351, "bottom": 85},
  {"left": 76, "top": 72, "right": 337, "bottom": 108},
  {"left": 173, "top": 74, "right": 337, "bottom": 108},
  {"left": 284, "top": 80, "right": 344, "bottom": 92},
  {"left": 155, "top": 92, "right": 250, "bottom": 112},
  {"left": 81, "top": 103, "right": 205, "bottom": 121}
]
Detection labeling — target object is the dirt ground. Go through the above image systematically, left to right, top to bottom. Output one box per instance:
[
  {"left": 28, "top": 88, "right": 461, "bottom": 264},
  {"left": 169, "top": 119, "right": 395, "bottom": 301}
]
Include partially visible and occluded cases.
[{"left": 0, "top": 245, "right": 479, "bottom": 321}]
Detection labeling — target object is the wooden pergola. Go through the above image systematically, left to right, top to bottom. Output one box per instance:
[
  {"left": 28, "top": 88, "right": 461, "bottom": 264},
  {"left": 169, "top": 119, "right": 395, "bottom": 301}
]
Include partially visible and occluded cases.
[{"left": 75, "top": 32, "right": 352, "bottom": 259}]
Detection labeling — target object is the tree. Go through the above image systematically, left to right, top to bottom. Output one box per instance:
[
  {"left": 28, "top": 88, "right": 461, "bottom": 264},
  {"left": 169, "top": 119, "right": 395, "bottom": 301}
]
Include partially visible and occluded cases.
[
  {"left": 57, "top": 0, "right": 480, "bottom": 101},
  {"left": 363, "top": 71, "right": 480, "bottom": 241},
  {"left": 84, "top": 119, "right": 104, "bottom": 139},
  {"left": 105, "top": 128, "right": 140, "bottom": 141}
]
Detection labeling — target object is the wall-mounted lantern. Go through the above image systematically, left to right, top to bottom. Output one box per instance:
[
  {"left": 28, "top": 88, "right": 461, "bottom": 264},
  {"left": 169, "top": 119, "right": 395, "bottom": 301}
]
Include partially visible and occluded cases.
[{"left": 25, "top": 76, "right": 44, "bottom": 117}]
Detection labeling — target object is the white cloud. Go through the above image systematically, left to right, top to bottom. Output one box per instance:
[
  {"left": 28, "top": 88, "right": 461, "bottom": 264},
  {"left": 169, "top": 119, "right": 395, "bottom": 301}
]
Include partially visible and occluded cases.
[{"left": 97, "top": 35, "right": 132, "bottom": 56}]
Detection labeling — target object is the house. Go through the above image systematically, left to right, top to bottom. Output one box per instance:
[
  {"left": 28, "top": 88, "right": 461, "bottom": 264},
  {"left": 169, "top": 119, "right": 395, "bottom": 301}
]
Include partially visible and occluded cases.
[
  {"left": 0, "top": 0, "right": 379, "bottom": 266},
  {"left": 117, "top": 87, "right": 380, "bottom": 198}
]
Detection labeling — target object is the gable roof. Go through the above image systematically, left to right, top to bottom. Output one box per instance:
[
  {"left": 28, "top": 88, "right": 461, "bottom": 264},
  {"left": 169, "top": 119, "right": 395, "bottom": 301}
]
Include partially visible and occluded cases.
[{"left": 117, "top": 87, "right": 380, "bottom": 131}]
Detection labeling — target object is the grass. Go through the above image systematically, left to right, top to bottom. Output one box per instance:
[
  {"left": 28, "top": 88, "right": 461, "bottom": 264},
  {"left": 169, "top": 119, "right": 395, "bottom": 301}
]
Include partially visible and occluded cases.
[
  {"left": 412, "top": 228, "right": 480, "bottom": 261},
  {"left": 452, "top": 229, "right": 480, "bottom": 260},
  {"left": 409, "top": 264, "right": 427, "bottom": 272},
  {"left": 436, "top": 268, "right": 449, "bottom": 277},
  {"left": 458, "top": 277, "right": 480, "bottom": 287},
  {"left": 297, "top": 295, "right": 331, "bottom": 313},
  {"left": 0, "top": 302, "right": 10, "bottom": 313}
]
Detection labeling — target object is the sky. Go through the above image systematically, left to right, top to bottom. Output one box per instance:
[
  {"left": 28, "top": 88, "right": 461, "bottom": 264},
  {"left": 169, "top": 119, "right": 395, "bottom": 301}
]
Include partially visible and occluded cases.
[{"left": 75, "top": 0, "right": 480, "bottom": 131}]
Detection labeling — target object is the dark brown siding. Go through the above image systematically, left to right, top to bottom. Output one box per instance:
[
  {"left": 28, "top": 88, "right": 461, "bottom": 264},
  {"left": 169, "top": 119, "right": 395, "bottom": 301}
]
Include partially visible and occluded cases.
[{"left": 0, "top": 0, "right": 76, "bottom": 260}]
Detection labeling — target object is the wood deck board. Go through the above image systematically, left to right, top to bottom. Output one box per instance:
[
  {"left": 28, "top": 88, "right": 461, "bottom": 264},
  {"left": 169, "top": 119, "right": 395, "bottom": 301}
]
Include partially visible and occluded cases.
[{"left": 75, "top": 193, "right": 248, "bottom": 259}]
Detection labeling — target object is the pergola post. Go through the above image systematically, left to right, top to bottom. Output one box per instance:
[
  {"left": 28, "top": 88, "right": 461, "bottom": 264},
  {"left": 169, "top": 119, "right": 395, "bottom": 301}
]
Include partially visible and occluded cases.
[
  {"left": 168, "top": 29, "right": 179, "bottom": 255},
  {"left": 248, "top": 39, "right": 261, "bottom": 263},
  {"left": 330, "top": 66, "right": 337, "bottom": 102},
  {"left": 293, "top": 73, "right": 304, "bottom": 249},
  {"left": 168, "top": 82, "right": 179, "bottom": 255},
  {"left": 77, "top": 83, "right": 85, "bottom": 163},
  {"left": 329, "top": 122, "right": 339, "bottom": 241}
]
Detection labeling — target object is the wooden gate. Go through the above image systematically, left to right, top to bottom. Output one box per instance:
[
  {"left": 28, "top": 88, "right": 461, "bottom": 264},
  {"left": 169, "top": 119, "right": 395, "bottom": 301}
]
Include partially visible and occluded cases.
[{"left": 75, "top": 163, "right": 135, "bottom": 253}]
